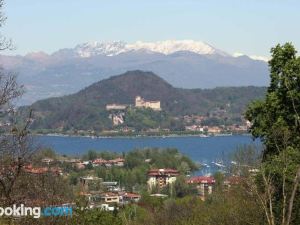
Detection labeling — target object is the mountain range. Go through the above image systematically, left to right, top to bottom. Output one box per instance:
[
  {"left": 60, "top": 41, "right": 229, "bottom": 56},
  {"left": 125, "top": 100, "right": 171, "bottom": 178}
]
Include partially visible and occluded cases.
[
  {"left": 0, "top": 40, "right": 269, "bottom": 105},
  {"left": 21, "top": 70, "right": 267, "bottom": 133}
]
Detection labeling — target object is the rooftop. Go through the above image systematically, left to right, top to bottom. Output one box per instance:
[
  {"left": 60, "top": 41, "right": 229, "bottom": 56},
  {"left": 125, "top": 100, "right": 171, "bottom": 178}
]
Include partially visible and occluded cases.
[
  {"left": 148, "top": 168, "right": 179, "bottom": 176},
  {"left": 187, "top": 176, "right": 215, "bottom": 184}
]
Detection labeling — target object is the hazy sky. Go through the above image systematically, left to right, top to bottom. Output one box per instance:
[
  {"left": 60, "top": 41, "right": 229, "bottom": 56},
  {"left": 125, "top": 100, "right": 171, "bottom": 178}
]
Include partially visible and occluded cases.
[{"left": 2, "top": 0, "right": 300, "bottom": 57}]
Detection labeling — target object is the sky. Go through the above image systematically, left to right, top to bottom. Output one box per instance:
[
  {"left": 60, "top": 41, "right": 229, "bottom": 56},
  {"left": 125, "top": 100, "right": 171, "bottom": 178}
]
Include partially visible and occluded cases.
[{"left": 1, "top": 0, "right": 300, "bottom": 57}]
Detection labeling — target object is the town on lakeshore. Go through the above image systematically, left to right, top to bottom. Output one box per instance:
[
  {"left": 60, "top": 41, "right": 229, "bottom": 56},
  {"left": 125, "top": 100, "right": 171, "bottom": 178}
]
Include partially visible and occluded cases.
[{"left": 26, "top": 147, "right": 254, "bottom": 211}]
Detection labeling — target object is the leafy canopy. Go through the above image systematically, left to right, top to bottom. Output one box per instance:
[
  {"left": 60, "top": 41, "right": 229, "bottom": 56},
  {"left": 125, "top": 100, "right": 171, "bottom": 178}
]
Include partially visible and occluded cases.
[{"left": 245, "top": 43, "right": 300, "bottom": 159}]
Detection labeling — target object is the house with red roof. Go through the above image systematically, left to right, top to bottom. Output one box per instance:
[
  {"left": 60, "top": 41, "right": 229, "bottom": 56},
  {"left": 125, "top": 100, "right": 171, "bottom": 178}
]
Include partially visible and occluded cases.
[
  {"left": 23, "top": 164, "right": 62, "bottom": 175},
  {"left": 147, "top": 168, "right": 179, "bottom": 190},
  {"left": 187, "top": 176, "right": 215, "bottom": 199},
  {"left": 120, "top": 192, "right": 141, "bottom": 203}
]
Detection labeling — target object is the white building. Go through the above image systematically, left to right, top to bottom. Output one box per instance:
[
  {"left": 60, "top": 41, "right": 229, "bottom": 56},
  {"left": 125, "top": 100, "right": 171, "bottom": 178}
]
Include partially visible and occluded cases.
[
  {"left": 135, "top": 96, "right": 161, "bottom": 111},
  {"left": 106, "top": 104, "right": 127, "bottom": 111},
  {"left": 112, "top": 114, "right": 124, "bottom": 126}
]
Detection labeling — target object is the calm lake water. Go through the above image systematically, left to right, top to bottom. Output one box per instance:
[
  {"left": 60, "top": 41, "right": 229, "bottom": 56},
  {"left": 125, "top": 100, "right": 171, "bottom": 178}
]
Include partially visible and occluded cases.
[{"left": 35, "top": 135, "right": 261, "bottom": 174}]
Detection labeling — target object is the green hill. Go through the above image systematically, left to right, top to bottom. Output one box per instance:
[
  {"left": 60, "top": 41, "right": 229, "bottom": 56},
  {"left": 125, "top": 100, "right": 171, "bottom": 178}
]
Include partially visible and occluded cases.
[{"left": 20, "top": 70, "right": 266, "bottom": 133}]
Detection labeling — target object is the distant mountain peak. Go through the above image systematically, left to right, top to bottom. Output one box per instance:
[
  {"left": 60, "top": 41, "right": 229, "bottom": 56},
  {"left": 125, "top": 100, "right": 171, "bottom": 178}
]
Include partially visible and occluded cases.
[
  {"left": 47, "top": 40, "right": 267, "bottom": 61},
  {"left": 72, "top": 40, "right": 229, "bottom": 58},
  {"left": 127, "top": 40, "right": 228, "bottom": 56},
  {"left": 74, "top": 41, "right": 127, "bottom": 57},
  {"left": 25, "top": 51, "right": 49, "bottom": 60},
  {"left": 233, "top": 52, "right": 269, "bottom": 62},
  {"left": 101, "top": 70, "right": 172, "bottom": 88},
  {"left": 120, "top": 70, "right": 169, "bottom": 81}
]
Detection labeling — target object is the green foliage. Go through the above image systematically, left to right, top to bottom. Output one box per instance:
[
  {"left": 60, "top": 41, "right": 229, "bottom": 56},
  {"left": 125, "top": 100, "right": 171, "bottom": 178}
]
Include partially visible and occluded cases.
[
  {"left": 245, "top": 43, "right": 300, "bottom": 158},
  {"left": 246, "top": 43, "right": 300, "bottom": 224},
  {"left": 124, "top": 108, "right": 171, "bottom": 131},
  {"left": 229, "top": 144, "right": 261, "bottom": 176},
  {"left": 32, "top": 148, "right": 57, "bottom": 163},
  {"left": 124, "top": 148, "right": 198, "bottom": 172},
  {"left": 257, "top": 148, "right": 300, "bottom": 224},
  {"left": 82, "top": 150, "right": 121, "bottom": 161},
  {"left": 86, "top": 150, "right": 98, "bottom": 160},
  {"left": 213, "top": 171, "right": 225, "bottom": 191},
  {"left": 69, "top": 172, "right": 79, "bottom": 185},
  {"left": 173, "top": 176, "right": 197, "bottom": 198},
  {"left": 139, "top": 192, "right": 165, "bottom": 213},
  {"left": 142, "top": 192, "right": 264, "bottom": 225},
  {"left": 120, "top": 204, "right": 152, "bottom": 225},
  {"left": 71, "top": 208, "right": 122, "bottom": 225}
]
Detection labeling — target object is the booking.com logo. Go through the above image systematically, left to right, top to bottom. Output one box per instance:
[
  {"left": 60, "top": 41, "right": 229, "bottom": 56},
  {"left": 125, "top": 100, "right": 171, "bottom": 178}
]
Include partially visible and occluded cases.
[{"left": 0, "top": 204, "right": 72, "bottom": 218}]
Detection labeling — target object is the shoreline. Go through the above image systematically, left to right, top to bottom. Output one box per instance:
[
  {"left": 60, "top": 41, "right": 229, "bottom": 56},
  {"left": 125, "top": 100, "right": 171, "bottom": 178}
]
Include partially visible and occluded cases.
[{"left": 33, "top": 132, "right": 251, "bottom": 139}]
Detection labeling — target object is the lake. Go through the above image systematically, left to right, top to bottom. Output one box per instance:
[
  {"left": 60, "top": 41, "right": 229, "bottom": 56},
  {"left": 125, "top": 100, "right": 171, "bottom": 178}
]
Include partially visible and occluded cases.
[{"left": 35, "top": 135, "right": 261, "bottom": 175}]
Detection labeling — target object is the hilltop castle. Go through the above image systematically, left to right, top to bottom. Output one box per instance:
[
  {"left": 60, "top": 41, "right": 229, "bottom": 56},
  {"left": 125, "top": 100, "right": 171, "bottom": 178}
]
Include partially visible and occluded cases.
[{"left": 135, "top": 96, "right": 161, "bottom": 111}]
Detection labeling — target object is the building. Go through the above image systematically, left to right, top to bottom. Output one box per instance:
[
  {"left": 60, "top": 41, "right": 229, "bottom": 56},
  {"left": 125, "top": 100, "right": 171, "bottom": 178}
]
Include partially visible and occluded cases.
[
  {"left": 135, "top": 96, "right": 161, "bottom": 111},
  {"left": 106, "top": 104, "right": 127, "bottom": 111},
  {"left": 108, "top": 112, "right": 125, "bottom": 126},
  {"left": 111, "top": 114, "right": 124, "bottom": 126},
  {"left": 183, "top": 115, "right": 206, "bottom": 124},
  {"left": 185, "top": 125, "right": 204, "bottom": 132},
  {"left": 206, "top": 126, "right": 222, "bottom": 134},
  {"left": 92, "top": 157, "right": 125, "bottom": 167},
  {"left": 109, "top": 157, "right": 125, "bottom": 167},
  {"left": 41, "top": 158, "right": 54, "bottom": 165},
  {"left": 92, "top": 158, "right": 107, "bottom": 166},
  {"left": 23, "top": 165, "right": 62, "bottom": 176},
  {"left": 24, "top": 165, "right": 48, "bottom": 175},
  {"left": 147, "top": 169, "right": 179, "bottom": 190},
  {"left": 187, "top": 176, "right": 215, "bottom": 200},
  {"left": 102, "top": 181, "right": 120, "bottom": 192},
  {"left": 84, "top": 191, "right": 140, "bottom": 207},
  {"left": 100, "top": 192, "right": 120, "bottom": 204},
  {"left": 119, "top": 192, "right": 141, "bottom": 204},
  {"left": 99, "top": 204, "right": 115, "bottom": 211}
]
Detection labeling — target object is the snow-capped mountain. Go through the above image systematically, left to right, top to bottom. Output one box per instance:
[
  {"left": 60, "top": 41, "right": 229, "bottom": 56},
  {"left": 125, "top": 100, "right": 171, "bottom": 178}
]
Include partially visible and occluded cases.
[
  {"left": 0, "top": 40, "right": 269, "bottom": 105},
  {"left": 73, "top": 40, "right": 229, "bottom": 58},
  {"left": 127, "top": 40, "right": 229, "bottom": 56},
  {"left": 75, "top": 41, "right": 127, "bottom": 57},
  {"left": 233, "top": 52, "right": 269, "bottom": 62}
]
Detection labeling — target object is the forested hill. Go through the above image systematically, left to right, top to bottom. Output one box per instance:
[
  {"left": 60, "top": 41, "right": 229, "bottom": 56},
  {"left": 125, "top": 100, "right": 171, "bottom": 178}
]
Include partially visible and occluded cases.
[{"left": 21, "top": 70, "right": 266, "bottom": 131}]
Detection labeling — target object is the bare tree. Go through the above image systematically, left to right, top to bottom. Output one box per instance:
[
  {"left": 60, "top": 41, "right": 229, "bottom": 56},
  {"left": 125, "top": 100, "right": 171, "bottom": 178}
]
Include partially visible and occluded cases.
[
  {"left": 0, "top": 0, "right": 12, "bottom": 51},
  {"left": 0, "top": 0, "right": 33, "bottom": 206},
  {"left": 0, "top": 2, "right": 73, "bottom": 217},
  {"left": 0, "top": 70, "right": 23, "bottom": 106},
  {"left": 246, "top": 141, "right": 300, "bottom": 225},
  {"left": 248, "top": 162, "right": 300, "bottom": 225}
]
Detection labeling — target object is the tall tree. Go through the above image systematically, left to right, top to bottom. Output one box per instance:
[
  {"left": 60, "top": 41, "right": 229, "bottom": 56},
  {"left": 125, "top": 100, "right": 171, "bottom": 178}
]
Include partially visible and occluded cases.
[
  {"left": 246, "top": 43, "right": 300, "bottom": 159},
  {"left": 246, "top": 43, "right": 300, "bottom": 225}
]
